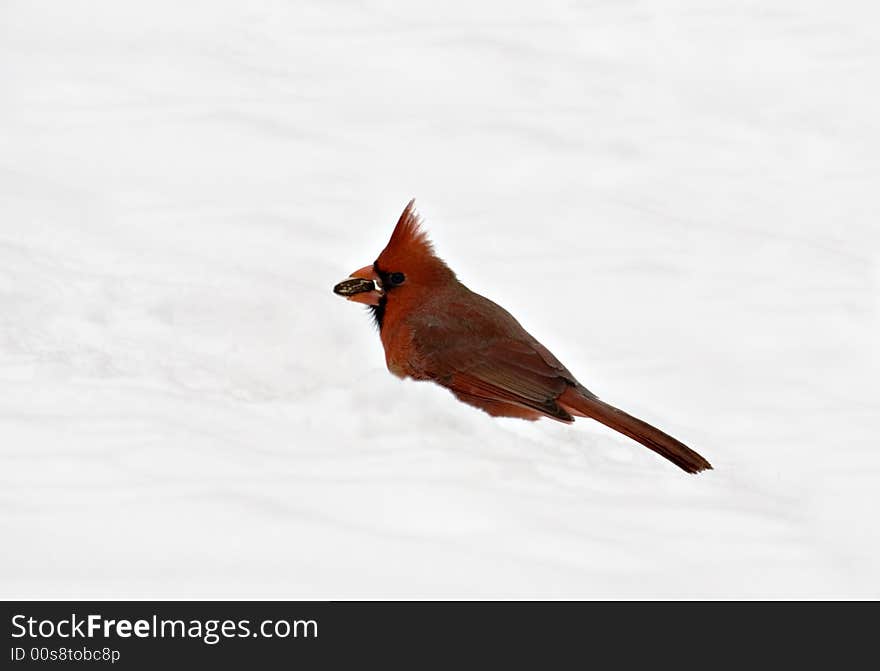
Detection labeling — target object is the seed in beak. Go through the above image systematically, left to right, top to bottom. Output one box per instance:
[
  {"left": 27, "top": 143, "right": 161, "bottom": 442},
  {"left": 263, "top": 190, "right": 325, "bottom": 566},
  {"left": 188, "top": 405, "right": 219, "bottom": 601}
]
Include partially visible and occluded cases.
[{"left": 333, "top": 277, "right": 377, "bottom": 297}]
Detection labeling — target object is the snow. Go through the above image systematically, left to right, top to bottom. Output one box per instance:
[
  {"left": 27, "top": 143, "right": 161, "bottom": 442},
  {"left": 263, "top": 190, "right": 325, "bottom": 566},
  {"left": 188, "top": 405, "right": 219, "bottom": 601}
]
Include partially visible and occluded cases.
[{"left": 1, "top": 0, "right": 878, "bottom": 598}]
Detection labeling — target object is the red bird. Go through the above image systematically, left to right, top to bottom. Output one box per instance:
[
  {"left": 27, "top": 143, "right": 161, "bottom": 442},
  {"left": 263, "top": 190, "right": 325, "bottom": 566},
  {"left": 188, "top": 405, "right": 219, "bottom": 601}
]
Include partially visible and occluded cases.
[{"left": 335, "top": 200, "right": 712, "bottom": 474}]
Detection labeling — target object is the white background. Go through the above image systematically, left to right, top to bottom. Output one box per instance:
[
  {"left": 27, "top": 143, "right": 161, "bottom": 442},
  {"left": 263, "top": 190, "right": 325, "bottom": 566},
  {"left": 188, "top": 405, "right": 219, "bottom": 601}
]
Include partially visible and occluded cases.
[{"left": 1, "top": 1, "right": 877, "bottom": 598}]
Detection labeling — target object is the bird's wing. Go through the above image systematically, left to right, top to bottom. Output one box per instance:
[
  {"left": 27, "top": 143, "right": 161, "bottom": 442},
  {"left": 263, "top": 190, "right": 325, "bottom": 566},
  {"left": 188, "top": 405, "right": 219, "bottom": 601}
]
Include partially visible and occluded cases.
[
  {"left": 409, "top": 298, "right": 583, "bottom": 422},
  {"left": 440, "top": 343, "right": 575, "bottom": 422}
]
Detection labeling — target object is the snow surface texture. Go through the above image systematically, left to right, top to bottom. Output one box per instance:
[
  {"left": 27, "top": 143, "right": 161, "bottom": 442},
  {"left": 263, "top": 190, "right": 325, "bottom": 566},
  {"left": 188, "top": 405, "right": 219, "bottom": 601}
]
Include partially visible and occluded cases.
[{"left": 2, "top": 1, "right": 878, "bottom": 598}]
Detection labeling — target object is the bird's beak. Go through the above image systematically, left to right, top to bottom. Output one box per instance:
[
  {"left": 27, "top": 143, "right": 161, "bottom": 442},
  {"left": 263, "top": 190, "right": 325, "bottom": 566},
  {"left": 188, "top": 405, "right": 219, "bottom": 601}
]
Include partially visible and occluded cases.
[{"left": 334, "top": 265, "right": 384, "bottom": 306}]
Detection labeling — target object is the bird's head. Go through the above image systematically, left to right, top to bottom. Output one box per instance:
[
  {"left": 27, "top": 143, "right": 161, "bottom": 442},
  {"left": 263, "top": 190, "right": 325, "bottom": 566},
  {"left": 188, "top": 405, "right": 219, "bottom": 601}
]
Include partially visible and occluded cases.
[{"left": 334, "top": 199, "right": 455, "bottom": 328}]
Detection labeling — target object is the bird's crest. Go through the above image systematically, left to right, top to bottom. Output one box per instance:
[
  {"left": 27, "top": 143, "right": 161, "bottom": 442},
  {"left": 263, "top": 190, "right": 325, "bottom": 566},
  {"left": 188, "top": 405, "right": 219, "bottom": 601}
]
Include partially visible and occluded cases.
[
  {"left": 375, "top": 199, "right": 454, "bottom": 282},
  {"left": 385, "top": 199, "right": 433, "bottom": 256}
]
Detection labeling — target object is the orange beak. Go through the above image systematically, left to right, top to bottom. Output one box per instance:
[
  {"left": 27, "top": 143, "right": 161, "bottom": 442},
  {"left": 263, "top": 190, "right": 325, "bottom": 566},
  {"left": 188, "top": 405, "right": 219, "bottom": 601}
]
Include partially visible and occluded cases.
[{"left": 341, "top": 265, "right": 384, "bottom": 306}]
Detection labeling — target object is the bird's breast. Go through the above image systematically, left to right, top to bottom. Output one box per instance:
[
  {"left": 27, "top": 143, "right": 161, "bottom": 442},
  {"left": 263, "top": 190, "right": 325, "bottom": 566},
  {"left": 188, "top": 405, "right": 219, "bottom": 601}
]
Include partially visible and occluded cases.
[{"left": 379, "top": 314, "right": 420, "bottom": 379}]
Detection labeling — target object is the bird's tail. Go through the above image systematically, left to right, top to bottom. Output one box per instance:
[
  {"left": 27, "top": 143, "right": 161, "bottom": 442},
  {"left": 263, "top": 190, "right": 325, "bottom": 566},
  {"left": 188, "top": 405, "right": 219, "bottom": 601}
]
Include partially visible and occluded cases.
[{"left": 558, "top": 387, "right": 712, "bottom": 474}]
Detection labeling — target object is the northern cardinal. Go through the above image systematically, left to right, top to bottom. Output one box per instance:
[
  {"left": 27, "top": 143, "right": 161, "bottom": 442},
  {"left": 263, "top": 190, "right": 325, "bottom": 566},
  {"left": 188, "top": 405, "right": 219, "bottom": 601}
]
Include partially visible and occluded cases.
[{"left": 334, "top": 200, "right": 712, "bottom": 474}]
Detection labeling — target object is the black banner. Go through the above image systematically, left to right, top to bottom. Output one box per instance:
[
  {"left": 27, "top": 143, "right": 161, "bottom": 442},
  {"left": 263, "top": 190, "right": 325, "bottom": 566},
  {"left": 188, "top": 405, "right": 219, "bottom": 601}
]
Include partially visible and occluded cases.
[{"left": 1, "top": 601, "right": 873, "bottom": 667}]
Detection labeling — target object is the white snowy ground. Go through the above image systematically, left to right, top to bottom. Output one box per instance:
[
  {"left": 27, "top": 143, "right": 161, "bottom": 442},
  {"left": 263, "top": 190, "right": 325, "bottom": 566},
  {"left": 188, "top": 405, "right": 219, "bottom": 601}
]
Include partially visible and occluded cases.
[{"left": 1, "top": 1, "right": 878, "bottom": 599}]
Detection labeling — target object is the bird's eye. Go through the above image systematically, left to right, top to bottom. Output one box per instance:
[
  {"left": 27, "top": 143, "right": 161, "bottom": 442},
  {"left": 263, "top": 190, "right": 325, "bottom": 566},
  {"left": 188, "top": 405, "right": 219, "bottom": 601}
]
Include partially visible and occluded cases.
[{"left": 389, "top": 272, "right": 406, "bottom": 286}]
